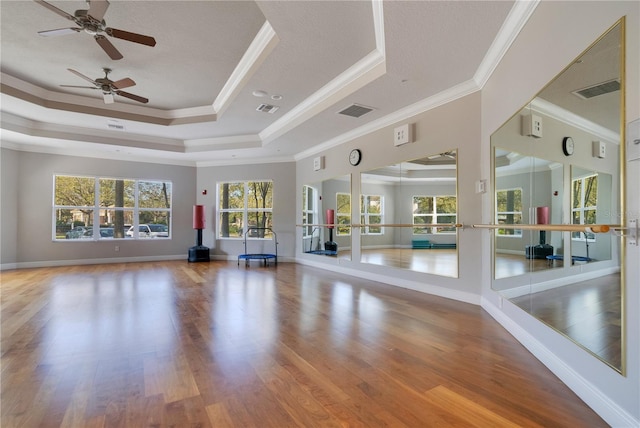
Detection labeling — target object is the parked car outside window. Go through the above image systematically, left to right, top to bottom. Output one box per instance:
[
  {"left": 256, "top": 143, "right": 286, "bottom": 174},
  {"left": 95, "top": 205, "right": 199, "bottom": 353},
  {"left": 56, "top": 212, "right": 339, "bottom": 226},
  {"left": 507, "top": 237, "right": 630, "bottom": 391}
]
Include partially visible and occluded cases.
[
  {"left": 126, "top": 224, "right": 169, "bottom": 238},
  {"left": 66, "top": 226, "right": 89, "bottom": 239},
  {"left": 80, "top": 227, "right": 115, "bottom": 239}
]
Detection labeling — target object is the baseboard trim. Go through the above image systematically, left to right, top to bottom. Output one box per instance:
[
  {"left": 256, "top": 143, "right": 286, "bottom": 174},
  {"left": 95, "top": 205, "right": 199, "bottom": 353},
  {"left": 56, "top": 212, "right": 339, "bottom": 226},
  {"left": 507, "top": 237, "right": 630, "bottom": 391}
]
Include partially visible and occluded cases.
[
  {"left": 2, "top": 255, "right": 186, "bottom": 270},
  {"left": 481, "top": 297, "right": 638, "bottom": 428}
]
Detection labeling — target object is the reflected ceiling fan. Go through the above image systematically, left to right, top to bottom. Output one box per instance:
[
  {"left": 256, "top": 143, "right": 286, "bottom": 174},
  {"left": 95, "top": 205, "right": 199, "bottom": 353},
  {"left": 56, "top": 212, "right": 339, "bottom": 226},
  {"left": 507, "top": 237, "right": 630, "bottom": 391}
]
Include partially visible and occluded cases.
[
  {"left": 35, "top": 0, "right": 156, "bottom": 60},
  {"left": 62, "top": 68, "right": 149, "bottom": 104}
]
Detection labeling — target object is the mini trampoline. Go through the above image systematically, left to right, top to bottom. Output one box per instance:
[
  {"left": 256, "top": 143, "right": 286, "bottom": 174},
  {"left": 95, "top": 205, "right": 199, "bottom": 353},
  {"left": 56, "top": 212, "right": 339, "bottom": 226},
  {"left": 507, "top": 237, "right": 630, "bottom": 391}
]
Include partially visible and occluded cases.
[{"left": 237, "top": 227, "right": 278, "bottom": 267}]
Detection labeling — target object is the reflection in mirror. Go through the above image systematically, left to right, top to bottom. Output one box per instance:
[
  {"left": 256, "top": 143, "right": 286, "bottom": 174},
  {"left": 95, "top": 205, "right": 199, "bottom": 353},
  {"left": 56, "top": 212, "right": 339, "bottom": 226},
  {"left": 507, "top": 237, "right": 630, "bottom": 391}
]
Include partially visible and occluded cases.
[
  {"left": 490, "top": 21, "right": 623, "bottom": 371},
  {"left": 494, "top": 150, "right": 564, "bottom": 279},
  {"left": 359, "top": 151, "right": 458, "bottom": 277},
  {"left": 570, "top": 166, "right": 613, "bottom": 263},
  {"left": 302, "top": 175, "right": 351, "bottom": 261}
]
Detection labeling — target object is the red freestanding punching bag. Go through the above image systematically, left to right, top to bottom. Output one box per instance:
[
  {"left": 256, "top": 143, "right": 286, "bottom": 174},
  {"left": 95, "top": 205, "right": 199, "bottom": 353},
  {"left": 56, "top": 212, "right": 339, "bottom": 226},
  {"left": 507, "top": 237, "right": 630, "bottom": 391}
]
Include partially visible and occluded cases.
[
  {"left": 189, "top": 205, "right": 210, "bottom": 262},
  {"left": 193, "top": 205, "right": 205, "bottom": 229},
  {"left": 536, "top": 206, "right": 549, "bottom": 225},
  {"left": 326, "top": 209, "right": 335, "bottom": 228}
]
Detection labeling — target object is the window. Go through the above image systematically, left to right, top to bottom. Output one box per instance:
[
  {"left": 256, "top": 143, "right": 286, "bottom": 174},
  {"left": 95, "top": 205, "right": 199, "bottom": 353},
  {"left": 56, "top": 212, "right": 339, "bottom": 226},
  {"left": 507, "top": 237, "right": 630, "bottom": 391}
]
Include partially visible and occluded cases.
[
  {"left": 572, "top": 174, "right": 598, "bottom": 240},
  {"left": 54, "top": 175, "right": 172, "bottom": 240},
  {"left": 218, "top": 181, "right": 273, "bottom": 239},
  {"left": 302, "top": 185, "right": 318, "bottom": 240},
  {"left": 496, "top": 188, "right": 522, "bottom": 236},
  {"left": 336, "top": 192, "right": 351, "bottom": 236},
  {"left": 360, "top": 194, "right": 383, "bottom": 234},
  {"left": 413, "top": 195, "right": 457, "bottom": 234}
]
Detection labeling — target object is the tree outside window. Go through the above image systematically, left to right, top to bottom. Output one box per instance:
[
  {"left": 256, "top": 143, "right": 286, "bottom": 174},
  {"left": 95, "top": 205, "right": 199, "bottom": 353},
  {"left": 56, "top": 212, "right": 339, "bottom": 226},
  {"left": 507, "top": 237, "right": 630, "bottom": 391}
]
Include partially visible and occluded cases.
[
  {"left": 572, "top": 174, "right": 598, "bottom": 240},
  {"left": 53, "top": 175, "right": 171, "bottom": 240},
  {"left": 218, "top": 181, "right": 273, "bottom": 239},
  {"left": 336, "top": 192, "right": 351, "bottom": 236},
  {"left": 361, "top": 195, "right": 383, "bottom": 234},
  {"left": 412, "top": 195, "right": 457, "bottom": 234}
]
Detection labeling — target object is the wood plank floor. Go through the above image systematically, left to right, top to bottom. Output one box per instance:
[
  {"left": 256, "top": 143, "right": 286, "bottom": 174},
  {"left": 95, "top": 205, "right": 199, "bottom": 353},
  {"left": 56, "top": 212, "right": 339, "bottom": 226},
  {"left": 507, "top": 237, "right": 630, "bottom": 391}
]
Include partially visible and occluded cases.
[{"left": 1, "top": 261, "right": 606, "bottom": 427}]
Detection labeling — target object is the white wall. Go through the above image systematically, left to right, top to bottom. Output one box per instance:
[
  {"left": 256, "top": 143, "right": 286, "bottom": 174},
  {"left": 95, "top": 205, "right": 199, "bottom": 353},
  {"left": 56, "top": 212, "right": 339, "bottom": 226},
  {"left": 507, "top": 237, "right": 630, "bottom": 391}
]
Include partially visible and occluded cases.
[
  {"left": 482, "top": 2, "right": 639, "bottom": 426},
  {"left": 1, "top": 148, "right": 19, "bottom": 265},
  {"left": 0, "top": 150, "right": 197, "bottom": 268},
  {"left": 196, "top": 161, "right": 296, "bottom": 261}
]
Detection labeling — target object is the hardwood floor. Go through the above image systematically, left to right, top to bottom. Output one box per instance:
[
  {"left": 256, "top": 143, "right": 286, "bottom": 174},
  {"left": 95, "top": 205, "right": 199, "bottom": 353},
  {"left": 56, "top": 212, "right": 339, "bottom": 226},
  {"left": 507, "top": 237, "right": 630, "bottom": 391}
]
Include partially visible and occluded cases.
[
  {"left": 360, "top": 248, "right": 458, "bottom": 277},
  {"left": 1, "top": 261, "right": 606, "bottom": 427},
  {"left": 511, "top": 273, "right": 621, "bottom": 370}
]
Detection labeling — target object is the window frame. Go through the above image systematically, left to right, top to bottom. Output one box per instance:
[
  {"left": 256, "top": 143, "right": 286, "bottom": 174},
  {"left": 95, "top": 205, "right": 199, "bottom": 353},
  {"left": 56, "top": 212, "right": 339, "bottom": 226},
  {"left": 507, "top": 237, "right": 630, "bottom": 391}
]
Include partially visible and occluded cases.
[
  {"left": 571, "top": 173, "right": 598, "bottom": 241},
  {"left": 53, "top": 175, "right": 172, "bottom": 241},
  {"left": 217, "top": 180, "right": 274, "bottom": 240},
  {"left": 495, "top": 187, "right": 523, "bottom": 237},
  {"left": 336, "top": 192, "right": 352, "bottom": 236},
  {"left": 360, "top": 194, "right": 384, "bottom": 235},
  {"left": 412, "top": 195, "right": 458, "bottom": 235}
]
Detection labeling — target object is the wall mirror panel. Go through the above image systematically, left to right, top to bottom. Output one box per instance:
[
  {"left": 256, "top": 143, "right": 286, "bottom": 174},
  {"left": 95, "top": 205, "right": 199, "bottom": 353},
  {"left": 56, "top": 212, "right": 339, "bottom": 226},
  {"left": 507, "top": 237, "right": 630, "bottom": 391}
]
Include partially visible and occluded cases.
[
  {"left": 490, "top": 21, "right": 624, "bottom": 372},
  {"left": 494, "top": 150, "right": 564, "bottom": 279},
  {"left": 359, "top": 151, "right": 458, "bottom": 277},
  {"left": 302, "top": 174, "right": 351, "bottom": 261}
]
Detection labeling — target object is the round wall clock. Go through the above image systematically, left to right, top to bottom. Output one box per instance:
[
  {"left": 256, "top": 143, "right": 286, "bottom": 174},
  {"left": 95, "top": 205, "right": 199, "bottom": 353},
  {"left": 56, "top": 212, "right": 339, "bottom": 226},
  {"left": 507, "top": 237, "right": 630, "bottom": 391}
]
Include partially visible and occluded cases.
[
  {"left": 562, "top": 136, "right": 574, "bottom": 156},
  {"left": 349, "top": 149, "right": 362, "bottom": 166}
]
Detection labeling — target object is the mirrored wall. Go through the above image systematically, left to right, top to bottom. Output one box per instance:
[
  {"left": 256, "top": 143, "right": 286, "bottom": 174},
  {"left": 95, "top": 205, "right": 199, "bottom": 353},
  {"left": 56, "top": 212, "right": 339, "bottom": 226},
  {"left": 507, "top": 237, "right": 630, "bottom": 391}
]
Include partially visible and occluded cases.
[
  {"left": 490, "top": 21, "right": 624, "bottom": 371},
  {"left": 359, "top": 151, "right": 459, "bottom": 277},
  {"left": 302, "top": 174, "right": 351, "bottom": 261}
]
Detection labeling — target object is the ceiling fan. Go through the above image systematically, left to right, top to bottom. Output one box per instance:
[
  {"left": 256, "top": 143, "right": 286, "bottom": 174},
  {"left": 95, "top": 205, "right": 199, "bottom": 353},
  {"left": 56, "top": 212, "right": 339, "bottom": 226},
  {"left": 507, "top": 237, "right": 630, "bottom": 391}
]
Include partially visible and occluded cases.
[
  {"left": 35, "top": 0, "right": 156, "bottom": 60},
  {"left": 62, "top": 68, "right": 149, "bottom": 104}
]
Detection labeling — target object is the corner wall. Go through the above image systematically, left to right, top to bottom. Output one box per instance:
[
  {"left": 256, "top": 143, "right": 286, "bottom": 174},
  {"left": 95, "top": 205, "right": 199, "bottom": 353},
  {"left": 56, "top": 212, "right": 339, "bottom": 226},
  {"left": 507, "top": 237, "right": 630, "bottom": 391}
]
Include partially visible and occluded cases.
[
  {"left": 481, "top": 2, "right": 639, "bottom": 425},
  {"left": 297, "top": 92, "right": 483, "bottom": 304}
]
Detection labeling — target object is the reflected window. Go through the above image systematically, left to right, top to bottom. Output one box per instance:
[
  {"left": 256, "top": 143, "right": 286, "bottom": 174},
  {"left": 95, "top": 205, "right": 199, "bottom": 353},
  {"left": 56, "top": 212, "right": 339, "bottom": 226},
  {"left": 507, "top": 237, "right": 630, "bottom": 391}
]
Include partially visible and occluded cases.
[
  {"left": 572, "top": 174, "right": 598, "bottom": 240},
  {"left": 302, "top": 185, "right": 318, "bottom": 238},
  {"left": 496, "top": 188, "right": 522, "bottom": 236},
  {"left": 336, "top": 192, "right": 351, "bottom": 236},
  {"left": 361, "top": 195, "right": 383, "bottom": 234},
  {"left": 412, "top": 195, "right": 457, "bottom": 234}
]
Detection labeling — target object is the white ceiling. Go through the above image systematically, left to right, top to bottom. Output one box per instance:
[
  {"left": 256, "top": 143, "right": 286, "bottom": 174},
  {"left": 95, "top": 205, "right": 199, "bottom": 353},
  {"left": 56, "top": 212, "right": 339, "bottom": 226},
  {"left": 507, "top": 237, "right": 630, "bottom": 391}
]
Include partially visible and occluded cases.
[{"left": 1, "top": 0, "right": 525, "bottom": 166}]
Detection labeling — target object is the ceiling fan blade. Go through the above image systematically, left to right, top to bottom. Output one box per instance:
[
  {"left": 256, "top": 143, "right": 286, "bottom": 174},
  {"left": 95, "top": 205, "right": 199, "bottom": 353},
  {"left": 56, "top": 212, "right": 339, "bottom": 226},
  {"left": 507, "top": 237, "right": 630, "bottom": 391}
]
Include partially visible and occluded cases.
[
  {"left": 34, "top": 0, "right": 75, "bottom": 21},
  {"left": 87, "top": 0, "right": 110, "bottom": 21},
  {"left": 38, "top": 27, "right": 81, "bottom": 37},
  {"left": 105, "top": 28, "right": 156, "bottom": 47},
  {"left": 94, "top": 35, "right": 123, "bottom": 60},
  {"left": 67, "top": 68, "right": 98, "bottom": 86},
  {"left": 111, "top": 78, "right": 136, "bottom": 90},
  {"left": 60, "top": 85, "right": 98, "bottom": 89},
  {"left": 115, "top": 90, "right": 148, "bottom": 104},
  {"left": 103, "top": 93, "right": 115, "bottom": 104}
]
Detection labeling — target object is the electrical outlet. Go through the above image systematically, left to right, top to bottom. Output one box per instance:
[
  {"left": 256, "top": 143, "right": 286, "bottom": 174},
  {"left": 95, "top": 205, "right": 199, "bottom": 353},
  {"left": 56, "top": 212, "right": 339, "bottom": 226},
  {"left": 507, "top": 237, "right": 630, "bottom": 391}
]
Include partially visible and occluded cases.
[
  {"left": 393, "top": 123, "right": 413, "bottom": 146},
  {"left": 115, "top": 246, "right": 119, "bottom": 252}
]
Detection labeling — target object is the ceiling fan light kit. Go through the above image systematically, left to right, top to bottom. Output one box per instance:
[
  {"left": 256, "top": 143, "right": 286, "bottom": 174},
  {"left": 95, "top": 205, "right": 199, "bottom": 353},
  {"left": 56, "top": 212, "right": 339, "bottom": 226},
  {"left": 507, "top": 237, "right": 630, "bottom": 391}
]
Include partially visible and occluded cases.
[{"left": 62, "top": 68, "right": 149, "bottom": 105}]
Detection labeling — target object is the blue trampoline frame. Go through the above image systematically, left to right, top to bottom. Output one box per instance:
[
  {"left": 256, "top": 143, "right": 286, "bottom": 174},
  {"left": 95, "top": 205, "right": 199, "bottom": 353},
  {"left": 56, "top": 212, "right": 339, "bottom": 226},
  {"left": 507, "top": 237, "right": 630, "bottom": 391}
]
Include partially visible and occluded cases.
[{"left": 237, "top": 227, "right": 278, "bottom": 267}]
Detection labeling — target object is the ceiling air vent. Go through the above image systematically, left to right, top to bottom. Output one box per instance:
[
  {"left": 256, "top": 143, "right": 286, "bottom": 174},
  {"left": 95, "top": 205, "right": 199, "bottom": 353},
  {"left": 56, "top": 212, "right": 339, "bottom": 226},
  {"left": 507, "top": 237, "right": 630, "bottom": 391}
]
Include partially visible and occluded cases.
[
  {"left": 572, "top": 79, "right": 620, "bottom": 99},
  {"left": 256, "top": 103, "right": 279, "bottom": 114},
  {"left": 338, "top": 103, "right": 374, "bottom": 118}
]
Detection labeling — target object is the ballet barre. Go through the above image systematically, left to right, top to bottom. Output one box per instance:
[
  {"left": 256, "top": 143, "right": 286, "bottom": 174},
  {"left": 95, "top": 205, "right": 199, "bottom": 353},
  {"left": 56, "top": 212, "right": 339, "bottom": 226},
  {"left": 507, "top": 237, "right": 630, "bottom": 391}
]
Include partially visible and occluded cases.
[
  {"left": 296, "top": 223, "right": 464, "bottom": 228},
  {"left": 471, "top": 224, "right": 616, "bottom": 233}
]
